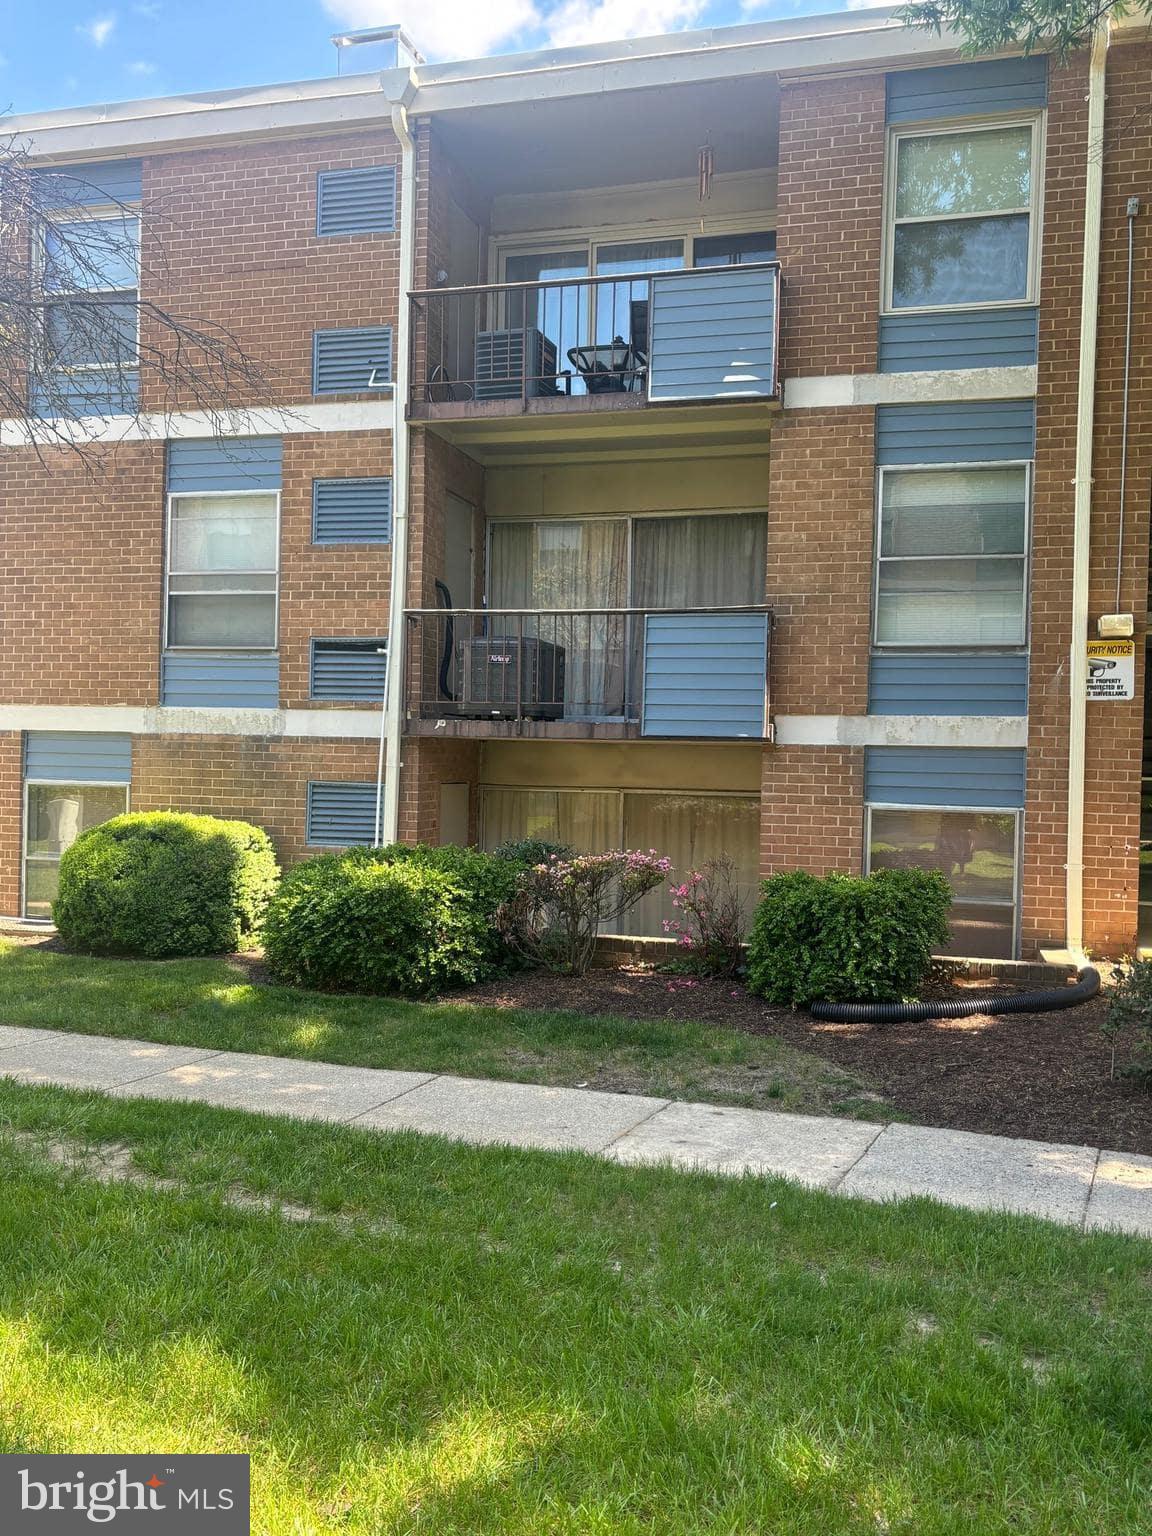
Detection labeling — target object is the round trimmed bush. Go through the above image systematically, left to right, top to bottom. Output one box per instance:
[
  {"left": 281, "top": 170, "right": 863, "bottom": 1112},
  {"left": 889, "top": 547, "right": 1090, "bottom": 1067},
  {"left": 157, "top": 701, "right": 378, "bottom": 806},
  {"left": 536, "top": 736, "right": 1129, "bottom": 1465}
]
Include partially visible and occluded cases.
[
  {"left": 54, "top": 811, "right": 279, "bottom": 958},
  {"left": 263, "top": 845, "right": 511, "bottom": 996}
]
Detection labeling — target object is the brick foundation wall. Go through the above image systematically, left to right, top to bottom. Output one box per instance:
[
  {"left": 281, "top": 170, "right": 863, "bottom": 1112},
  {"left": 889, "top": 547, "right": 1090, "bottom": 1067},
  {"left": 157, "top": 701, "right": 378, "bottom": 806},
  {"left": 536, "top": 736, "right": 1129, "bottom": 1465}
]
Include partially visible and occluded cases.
[
  {"left": 396, "top": 738, "right": 481, "bottom": 846},
  {"left": 759, "top": 746, "right": 864, "bottom": 877}
]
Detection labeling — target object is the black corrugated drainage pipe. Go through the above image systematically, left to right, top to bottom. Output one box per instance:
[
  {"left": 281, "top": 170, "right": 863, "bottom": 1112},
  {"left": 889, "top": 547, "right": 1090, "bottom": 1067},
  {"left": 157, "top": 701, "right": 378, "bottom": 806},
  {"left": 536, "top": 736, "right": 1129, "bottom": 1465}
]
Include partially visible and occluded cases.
[{"left": 809, "top": 968, "right": 1101, "bottom": 1024}]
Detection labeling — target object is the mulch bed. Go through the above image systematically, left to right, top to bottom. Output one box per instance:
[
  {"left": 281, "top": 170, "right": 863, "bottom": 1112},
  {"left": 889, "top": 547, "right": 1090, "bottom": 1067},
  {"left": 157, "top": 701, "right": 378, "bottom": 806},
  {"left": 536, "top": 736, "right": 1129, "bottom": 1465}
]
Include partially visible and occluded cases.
[{"left": 464, "top": 966, "right": 1152, "bottom": 1155}]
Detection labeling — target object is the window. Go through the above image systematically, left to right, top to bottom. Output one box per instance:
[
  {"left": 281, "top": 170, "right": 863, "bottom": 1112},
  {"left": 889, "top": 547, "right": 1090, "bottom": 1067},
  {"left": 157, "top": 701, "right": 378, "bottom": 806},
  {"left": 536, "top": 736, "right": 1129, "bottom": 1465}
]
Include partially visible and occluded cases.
[
  {"left": 886, "top": 121, "right": 1040, "bottom": 311},
  {"left": 41, "top": 213, "right": 139, "bottom": 373},
  {"left": 875, "top": 465, "right": 1029, "bottom": 647},
  {"left": 166, "top": 491, "right": 279, "bottom": 648},
  {"left": 24, "top": 782, "right": 128, "bottom": 918},
  {"left": 868, "top": 807, "right": 1018, "bottom": 958}
]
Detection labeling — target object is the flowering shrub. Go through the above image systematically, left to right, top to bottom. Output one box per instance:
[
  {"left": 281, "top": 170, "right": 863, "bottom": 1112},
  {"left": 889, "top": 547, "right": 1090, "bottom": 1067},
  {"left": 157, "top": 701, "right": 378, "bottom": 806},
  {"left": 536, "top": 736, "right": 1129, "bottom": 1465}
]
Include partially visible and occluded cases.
[
  {"left": 503, "top": 849, "right": 671, "bottom": 975},
  {"left": 662, "top": 856, "right": 747, "bottom": 976},
  {"left": 1102, "top": 957, "right": 1152, "bottom": 1081}
]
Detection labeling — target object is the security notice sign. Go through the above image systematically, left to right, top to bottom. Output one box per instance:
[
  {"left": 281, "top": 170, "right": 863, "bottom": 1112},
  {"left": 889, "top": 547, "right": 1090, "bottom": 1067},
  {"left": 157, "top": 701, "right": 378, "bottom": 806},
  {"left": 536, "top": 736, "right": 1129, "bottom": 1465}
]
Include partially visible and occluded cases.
[{"left": 1086, "top": 638, "right": 1136, "bottom": 701}]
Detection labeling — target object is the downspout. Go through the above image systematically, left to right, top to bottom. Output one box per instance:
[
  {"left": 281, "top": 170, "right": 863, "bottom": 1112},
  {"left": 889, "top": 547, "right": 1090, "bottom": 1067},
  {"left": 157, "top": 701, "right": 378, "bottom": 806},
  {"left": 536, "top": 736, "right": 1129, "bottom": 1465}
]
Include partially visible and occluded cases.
[
  {"left": 1064, "top": 22, "right": 1110, "bottom": 958},
  {"left": 376, "top": 97, "right": 416, "bottom": 845}
]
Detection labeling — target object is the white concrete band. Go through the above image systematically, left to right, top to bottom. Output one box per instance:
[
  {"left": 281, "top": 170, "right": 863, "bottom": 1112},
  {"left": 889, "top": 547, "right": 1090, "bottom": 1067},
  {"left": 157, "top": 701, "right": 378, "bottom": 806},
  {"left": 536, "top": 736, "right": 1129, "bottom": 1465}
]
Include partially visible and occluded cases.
[{"left": 783, "top": 367, "right": 1038, "bottom": 410}]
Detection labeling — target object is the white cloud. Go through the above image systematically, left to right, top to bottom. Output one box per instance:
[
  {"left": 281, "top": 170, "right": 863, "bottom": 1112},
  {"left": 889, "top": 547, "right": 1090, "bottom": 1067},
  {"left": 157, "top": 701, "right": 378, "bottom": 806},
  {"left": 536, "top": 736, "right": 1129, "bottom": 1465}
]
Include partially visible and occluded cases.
[
  {"left": 322, "top": 0, "right": 541, "bottom": 60},
  {"left": 545, "top": 0, "right": 705, "bottom": 47},
  {"left": 844, "top": 0, "right": 896, "bottom": 9},
  {"left": 133, "top": 1, "right": 162, "bottom": 14},
  {"left": 77, "top": 12, "right": 117, "bottom": 46},
  {"left": 126, "top": 59, "right": 157, "bottom": 75}
]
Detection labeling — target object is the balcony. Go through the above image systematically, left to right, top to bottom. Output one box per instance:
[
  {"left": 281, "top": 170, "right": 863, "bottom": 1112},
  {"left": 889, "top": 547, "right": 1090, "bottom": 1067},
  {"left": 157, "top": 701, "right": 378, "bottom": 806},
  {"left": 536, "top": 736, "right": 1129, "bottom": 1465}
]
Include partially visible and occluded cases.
[
  {"left": 407, "top": 264, "right": 781, "bottom": 455},
  {"left": 405, "top": 606, "right": 771, "bottom": 741}
]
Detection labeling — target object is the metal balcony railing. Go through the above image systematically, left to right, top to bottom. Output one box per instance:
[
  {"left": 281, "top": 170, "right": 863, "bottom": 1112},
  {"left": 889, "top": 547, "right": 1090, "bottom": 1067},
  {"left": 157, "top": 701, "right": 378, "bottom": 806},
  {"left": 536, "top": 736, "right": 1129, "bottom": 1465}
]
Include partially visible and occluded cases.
[{"left": 408, "top": 262, "right": 780, "bottom": 409}]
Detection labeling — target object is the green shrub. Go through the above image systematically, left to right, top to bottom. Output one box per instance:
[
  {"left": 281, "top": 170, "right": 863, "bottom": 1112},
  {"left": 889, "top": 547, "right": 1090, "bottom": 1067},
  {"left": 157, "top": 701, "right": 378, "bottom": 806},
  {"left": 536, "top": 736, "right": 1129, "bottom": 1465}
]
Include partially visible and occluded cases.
[
  {"left": 54, "top": 811, "right": 279, "bottom": 959},
  {"left": 491, "top": 837, "right": 571, "bottom": 866},
  {"left": 262, "top": 843, "right": 521, "bottom": 996},
  {"left": 746, "top": 868, "right": 952, "bottom": 1006},
  {"left": 1102, "top": 957, "right": 1152, "bottom": 1082}
]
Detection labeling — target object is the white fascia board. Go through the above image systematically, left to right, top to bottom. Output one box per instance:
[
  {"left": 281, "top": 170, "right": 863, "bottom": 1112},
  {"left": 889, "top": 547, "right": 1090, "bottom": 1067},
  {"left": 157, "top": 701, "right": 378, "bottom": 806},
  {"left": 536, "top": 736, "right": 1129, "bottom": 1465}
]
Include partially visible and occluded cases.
[
  {"left": 783, "top": 367, "right": 1038, "bottom": 410},
  {"left": 0, "top": 400, "right": 394, "bottom": 447},
  {"left": 1, "top": 705, "right": 382, "bottom": 741},
  {"left": 773, "top": 715, "right": 1029, "bottom": 748}
]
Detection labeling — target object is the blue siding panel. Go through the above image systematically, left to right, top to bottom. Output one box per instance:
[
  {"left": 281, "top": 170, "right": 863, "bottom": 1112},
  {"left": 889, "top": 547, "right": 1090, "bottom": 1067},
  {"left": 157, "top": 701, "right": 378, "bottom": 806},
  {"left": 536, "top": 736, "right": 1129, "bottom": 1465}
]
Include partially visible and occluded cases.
[
  {"left": 886, "top": 57, "right": 1047, "bottom": 123},
  {"left": 34, "top": 159, "right": 143, "bottom": 206},
  {"left": 317, "top": 165, "right": 396, "bottom": 236},
  {"left": 648, "top": 269, "right": 778, "bottom": 400},
  {"left": 878, "top": 308, "right": 1039, "bottom": 372},
  {"left": 313, "top": 328, "right": 393, "bottom": 394},
  {"left": 31, "top": 371, "right": 139, "bottom": 419},
  {"left": 876, "top": 401, "right": 1036, "bottom": 464},
  {"left": 168, "top": 437, "right": 283, "bottom": 492},
  {"left": 312, "top": 478, "right": 392, "bottom": 543},
  {"left": 642, "top": 613, "right": 768, "bottom": 738},
  {"left": 310, "top": 639, "right": 388, "bottom": 701},
  {"left": 161, "top": 652, "right": 279, "bottom": 709},
  {"left": 869, "top": 654, "right": 1029, "bottom": 715},
  {"left": 24, "top": 733, "right": 132, "bottom": 784},
  {"left": 865, "top": 747, "right": 1026, "bottom": 808},
  {"left": 306, "top": 782, "right": 377, "bottom": 846}
]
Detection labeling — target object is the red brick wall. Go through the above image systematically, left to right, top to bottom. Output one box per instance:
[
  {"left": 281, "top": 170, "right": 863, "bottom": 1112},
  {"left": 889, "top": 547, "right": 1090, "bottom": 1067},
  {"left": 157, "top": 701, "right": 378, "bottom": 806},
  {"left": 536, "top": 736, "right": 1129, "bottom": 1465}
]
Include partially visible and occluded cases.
[
  {"left": 396, "top": 738, "right": 481, "bottom": 846},
  {"left": 760, "top": 747, "right": 864, "bottom": 877}
]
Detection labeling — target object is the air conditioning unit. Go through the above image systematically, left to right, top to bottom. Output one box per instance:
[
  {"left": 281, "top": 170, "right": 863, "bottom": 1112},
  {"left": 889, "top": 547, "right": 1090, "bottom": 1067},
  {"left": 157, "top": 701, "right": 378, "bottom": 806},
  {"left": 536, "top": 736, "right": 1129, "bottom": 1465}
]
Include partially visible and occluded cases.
[
  {"left": 474, "top": 328, "right": 559, "bottom": 400},
  {"left": 451, "top": 636, "right": 566, "bottom": 720}
]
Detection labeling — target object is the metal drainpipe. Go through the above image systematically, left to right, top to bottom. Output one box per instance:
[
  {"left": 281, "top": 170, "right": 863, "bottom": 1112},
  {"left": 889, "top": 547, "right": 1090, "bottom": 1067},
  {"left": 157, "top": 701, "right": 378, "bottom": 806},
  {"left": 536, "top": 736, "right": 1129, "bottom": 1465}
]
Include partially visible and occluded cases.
[
  {"left": 1064, "top": 22, "right": 1110, "bottom": 958},
  {"left": 376, "top": 99, "right": 416, "bottom": 846}
]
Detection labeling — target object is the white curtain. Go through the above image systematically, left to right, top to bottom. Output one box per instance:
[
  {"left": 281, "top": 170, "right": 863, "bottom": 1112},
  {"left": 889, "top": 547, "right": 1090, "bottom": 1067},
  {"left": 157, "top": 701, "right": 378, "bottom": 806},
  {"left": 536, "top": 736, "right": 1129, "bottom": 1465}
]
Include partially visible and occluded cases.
[
  {"left": 631, "top": 513, "right": 767, "bottom": 608},
  {"left": 480, "top": 788, "right": 619, "bottom": 856},
  {"left": 619, "top": 793, "right": 761, "bottom": 937}
]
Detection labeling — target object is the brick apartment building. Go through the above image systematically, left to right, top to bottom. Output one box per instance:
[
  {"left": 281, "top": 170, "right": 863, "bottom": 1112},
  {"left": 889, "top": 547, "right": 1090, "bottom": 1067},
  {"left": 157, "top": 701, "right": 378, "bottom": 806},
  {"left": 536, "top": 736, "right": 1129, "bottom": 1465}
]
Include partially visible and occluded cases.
[{"left": 2, "top": 8, "right": 1150, "bottom": 960}]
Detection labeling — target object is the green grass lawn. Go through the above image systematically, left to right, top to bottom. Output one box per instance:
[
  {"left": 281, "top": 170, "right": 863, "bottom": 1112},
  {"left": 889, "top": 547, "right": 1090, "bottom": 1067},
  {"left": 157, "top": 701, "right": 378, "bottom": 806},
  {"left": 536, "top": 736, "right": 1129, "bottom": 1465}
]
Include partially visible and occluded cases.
[
  {"left": 0, "top": 941, "right": 885, "bottom": 1119},
  {"left": 0, "top": 1080, "right": 1149, "bottom": 1533}
]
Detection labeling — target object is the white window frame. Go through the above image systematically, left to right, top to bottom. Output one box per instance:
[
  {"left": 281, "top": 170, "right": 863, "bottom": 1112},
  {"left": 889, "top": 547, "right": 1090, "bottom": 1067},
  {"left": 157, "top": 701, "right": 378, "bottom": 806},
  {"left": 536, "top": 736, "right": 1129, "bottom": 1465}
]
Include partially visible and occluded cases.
[
  {"left": 881, "top": 115, "right": 1045, "bottom": 316},
  {"left": 38, "top": 203, "right": 142, "bottom": 376},
  {"left": 872, "top": 460, "right": 1033, "bottom": 650},
  {"left": 164, "top": 488, "right": 281, "bottom": 652},
  {"left": 22, "top": 778, "right": 130, "bottom": 921},
  {"left": 864, "top": 802, "right": 1022, "bottom": 958}
]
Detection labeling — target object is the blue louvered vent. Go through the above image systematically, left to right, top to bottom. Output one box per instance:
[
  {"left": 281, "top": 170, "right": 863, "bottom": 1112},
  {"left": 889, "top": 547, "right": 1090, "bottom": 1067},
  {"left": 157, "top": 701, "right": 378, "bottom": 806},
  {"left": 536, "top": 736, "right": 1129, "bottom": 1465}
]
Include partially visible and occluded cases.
[
  {"left": 887, "top": 56, "right": 1047, "bottom": 123},
  {"left": 34, "top": 159, "right": 143, "bottom": 206},
  {"left": 317, "top": 165, "right": 397, "bottom": 236},
  {"left": 647, "top": 268, "right": 778, "bottom": 401},
  {"left": 879, "top": 309, "right": 1039, "bottom": 373},
  {"left": 313, "top": 328, "right": 393, "bottom": 394},
  {"left": 31, "top": 372, "right": 139, "bottom": 420},
  {"left": 876, "top": 402, "right": 1036, "bottom": 465},
  {"left": 168, "top": 437, "right": 282, "bottom": 492},
  {"left": 313, "top": 478, "right": 392, "bottom": 543},
  {"left": 642, "top": 613, "right": 769, "bottom": 738},
  {"left": 311, "top": 639, "right": 388, "bottom": 701},
  {"left": 161, "top": 652, "right": 280, "bottom": 709},
  {"left": 869, "top": 654, "right": 1028, "bottom": 716},
  {"left": 24, "top": 732, "right": 132, "bottom": 784},
  {"left": 865, "top": 747, "right": 1026, "bottom": 808},
  {"left": 306, "top": 782, "right": 377, "bottom": 846}
]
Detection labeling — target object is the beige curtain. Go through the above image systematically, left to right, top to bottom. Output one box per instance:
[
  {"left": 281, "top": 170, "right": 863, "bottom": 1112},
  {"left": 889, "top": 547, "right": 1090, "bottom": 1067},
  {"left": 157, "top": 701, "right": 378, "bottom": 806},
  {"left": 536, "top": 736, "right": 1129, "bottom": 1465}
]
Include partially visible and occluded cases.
[
  {"left": 480, "top": 788, "right": 620, "bottom": 856},
  {"left": 618, "top": 793, "right": 761, "bottom": 938}
]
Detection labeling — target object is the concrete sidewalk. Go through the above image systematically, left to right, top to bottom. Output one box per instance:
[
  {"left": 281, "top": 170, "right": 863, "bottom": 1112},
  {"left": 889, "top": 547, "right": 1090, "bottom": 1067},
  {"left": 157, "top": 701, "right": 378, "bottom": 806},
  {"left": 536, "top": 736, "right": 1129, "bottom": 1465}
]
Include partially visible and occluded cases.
[{"left": 0, "top": 1023, "right": 1149, "bottom": 1237}]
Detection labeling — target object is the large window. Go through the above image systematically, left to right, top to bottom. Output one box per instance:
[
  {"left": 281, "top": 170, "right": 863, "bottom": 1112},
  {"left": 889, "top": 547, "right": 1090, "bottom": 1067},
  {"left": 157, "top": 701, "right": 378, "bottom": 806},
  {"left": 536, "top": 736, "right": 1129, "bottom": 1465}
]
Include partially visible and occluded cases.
[
  {"left": 886, "top": 121, "right": 1041, "bottom": 311},
  {"left": 41, "top": 213, "right": 140, "bottom": 374},
  {"left": 875, "top": 465, "right": 1029, "bottom": 647},
  {"left": 166, "top": 491, "right": 279, "bottom": 648},
  {"left": 24, "top": 782, "right": 128, "bottom": 918},
  {"left": 480, "top": 787, "right": 760, "bottom": 938},
  {"left": 868, "top": 807, "right": 1019, "bottom": 958}
]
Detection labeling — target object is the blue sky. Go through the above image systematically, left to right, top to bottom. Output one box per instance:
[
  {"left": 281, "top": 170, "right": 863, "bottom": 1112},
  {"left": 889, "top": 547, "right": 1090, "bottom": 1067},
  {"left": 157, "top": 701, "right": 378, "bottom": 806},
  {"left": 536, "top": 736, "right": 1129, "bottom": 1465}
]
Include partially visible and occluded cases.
[{"left": 0, "top": 0, "right": 881, "bottom": 116}]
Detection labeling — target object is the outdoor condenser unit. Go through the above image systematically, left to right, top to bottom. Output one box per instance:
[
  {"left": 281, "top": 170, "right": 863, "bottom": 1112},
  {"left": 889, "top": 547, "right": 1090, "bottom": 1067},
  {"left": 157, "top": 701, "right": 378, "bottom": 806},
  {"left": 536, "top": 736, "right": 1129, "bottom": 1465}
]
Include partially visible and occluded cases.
[
  {"left": 473, "top": 328, "right": 559, "bottom": 399},
  {"left": 453, "top": 636, "right": 566, "bottom": 720}
]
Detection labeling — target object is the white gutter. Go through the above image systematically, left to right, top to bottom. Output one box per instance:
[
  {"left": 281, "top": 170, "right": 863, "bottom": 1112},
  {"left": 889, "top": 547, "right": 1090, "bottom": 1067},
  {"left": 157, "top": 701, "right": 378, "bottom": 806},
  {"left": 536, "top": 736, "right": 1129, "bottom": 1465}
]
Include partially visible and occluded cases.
[
  {"left": 1064, "top": 21, "right": 1110, "bottom": 959},
  {"left": 376, "top": 99, "right": 416, "bottom": 846}
]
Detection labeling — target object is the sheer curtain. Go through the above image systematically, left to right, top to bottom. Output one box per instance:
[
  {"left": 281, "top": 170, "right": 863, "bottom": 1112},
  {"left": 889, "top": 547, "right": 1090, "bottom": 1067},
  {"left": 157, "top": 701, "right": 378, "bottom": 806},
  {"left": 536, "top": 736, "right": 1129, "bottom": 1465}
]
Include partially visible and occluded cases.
[
  {"left": 631, "top": 513, "right": 767, "bottom": 608},
  {"left": 480, "top": 788, "right": 620, "bottom": 855},
  {"left": 619, "top": 793, "right": 761, "bottom": 938}
]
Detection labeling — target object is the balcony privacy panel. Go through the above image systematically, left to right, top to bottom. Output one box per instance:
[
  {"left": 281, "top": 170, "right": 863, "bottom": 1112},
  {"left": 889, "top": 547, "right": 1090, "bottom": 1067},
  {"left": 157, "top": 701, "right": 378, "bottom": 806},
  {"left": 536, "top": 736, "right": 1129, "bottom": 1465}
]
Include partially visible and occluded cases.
[
  {"left": 886, "top": 56, "right": 1047, "bottom": 123},
  {"left": 34, "top": 160, "right": 143, "bottom": 206},
  {"left": 316, "top": 165, "right": 396, "bottom": 236},
  {"left": 647, "top": 269, "right": 777, "bottom": 401},
  {"left": 879, "top": 308, "right": 1038, "bottom": 372},
  {"left": 313, "top": 327, "right": 392, "bottom": 393},
  {"left": 876, "top": 401, "right": 1036, "bottom": 464},
  {"left": 168, "top": 437, "right": 282, "bottom": 492},
  {"left": 312, "top": 478, "right": 392, "bottom": 542},
  {"left": 642, "top": 613, "right": 768, "bottom": 738},
  {"left": 310, "top": 639, "right": 388, "bottom": 701},
  {"left": 161, "top": 652, "right": 279, "bottom": 708},
  {"left": 868, "top": 654, "right": 1028, "bottom": 715},
  {"left": 24, "top": 732, "right": 132, "bottom": 783},
  {"left": 864, "top": 747, "right": 1026, "bottom": 808},
  {"left": 306, "top": 782, "right": 376, "bottom": 846}
]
